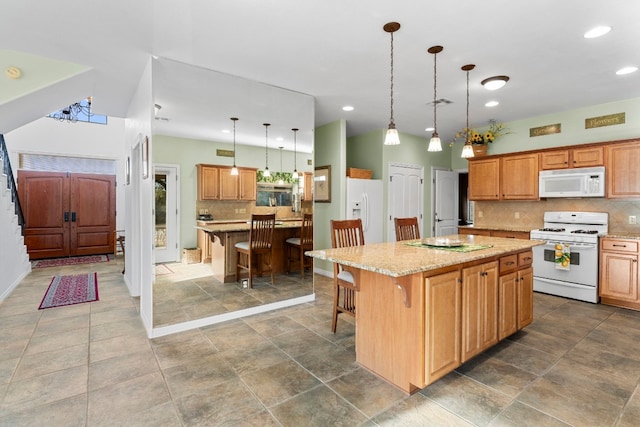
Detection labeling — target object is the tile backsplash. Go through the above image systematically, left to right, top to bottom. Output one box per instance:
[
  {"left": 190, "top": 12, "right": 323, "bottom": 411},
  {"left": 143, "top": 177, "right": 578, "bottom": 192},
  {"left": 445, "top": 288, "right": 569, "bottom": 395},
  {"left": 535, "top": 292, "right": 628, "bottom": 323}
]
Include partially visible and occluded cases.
[
  {"left": 474, "top": 199, "right": 640, "bottom": 234},
  {"left": 196, "top": 200, "right": 312, "bottom": 221}
]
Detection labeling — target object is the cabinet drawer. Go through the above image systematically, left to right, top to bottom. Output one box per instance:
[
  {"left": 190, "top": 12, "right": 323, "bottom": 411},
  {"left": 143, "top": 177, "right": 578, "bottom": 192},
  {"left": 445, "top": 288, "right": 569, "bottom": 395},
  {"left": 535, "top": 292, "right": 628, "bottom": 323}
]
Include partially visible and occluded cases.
[
  {"left": 602, "top": 239, "right": 639, "bottom": 253},
  {"left": 518, "top": 250, "right": 533, "bottom": 267},
  {"left": 500, "top": 255, "right": 518, "bottom": 274}
]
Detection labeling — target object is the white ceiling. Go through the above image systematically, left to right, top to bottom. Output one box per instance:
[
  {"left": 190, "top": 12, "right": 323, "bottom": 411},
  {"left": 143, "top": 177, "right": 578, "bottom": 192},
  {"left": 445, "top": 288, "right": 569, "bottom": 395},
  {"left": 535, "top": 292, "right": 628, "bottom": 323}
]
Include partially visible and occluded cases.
[{"left": 1, "top": 0, "right": 639, "bottom": 153}]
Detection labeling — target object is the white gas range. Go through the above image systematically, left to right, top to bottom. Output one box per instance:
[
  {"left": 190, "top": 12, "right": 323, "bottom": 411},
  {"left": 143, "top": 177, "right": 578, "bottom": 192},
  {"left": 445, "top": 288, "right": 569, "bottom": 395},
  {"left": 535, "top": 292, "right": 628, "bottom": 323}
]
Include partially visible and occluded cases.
[{"left": 530, "top": 211, "right": 608, "bottom": 303}]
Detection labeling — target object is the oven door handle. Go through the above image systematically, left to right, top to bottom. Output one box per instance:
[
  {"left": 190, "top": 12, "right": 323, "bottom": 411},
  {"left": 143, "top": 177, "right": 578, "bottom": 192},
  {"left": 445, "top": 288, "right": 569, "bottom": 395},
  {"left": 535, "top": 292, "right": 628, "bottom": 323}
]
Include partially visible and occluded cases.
[{"left": 539, "top": 241, "right": 597, "bottom": 249}]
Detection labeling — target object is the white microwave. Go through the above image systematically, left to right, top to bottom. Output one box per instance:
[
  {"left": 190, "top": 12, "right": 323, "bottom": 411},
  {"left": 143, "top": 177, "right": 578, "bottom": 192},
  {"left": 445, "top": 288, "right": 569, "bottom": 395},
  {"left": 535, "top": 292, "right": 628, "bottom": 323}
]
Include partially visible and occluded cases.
[{"left": 539, "top": 166, "right": 605, "bottom": 198}]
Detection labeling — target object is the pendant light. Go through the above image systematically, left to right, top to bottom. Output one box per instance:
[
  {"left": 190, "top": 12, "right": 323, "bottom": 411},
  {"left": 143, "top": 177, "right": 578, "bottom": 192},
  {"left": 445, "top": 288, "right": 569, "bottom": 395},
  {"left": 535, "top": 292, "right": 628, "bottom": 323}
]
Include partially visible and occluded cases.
[
  {"left": 383, "top": 22, "right": 401, "bottom": 146},
  {"left": 427, "top": 45, "right": 443, "bottom": 152},
  {"left": 460, "top": 64, "right": 476, "bottom": 159},
  {"left": 230, "top": 117, "right": 239, "bottom": 175},
  {"left": 263, "top": 123, "right": 271, "bottom": 177},
  {"left": 291, "top": 128, "right": 299, "bottom": 179},
  {"left": 278, "top": 147, "right": 284, "bottom": 185}
]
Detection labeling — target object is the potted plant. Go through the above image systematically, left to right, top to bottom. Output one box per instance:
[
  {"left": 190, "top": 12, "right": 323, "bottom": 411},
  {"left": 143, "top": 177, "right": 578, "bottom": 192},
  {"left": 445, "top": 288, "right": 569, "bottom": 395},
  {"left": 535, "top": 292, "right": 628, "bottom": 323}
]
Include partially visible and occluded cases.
[{"left": 455, "top": 120, "right": 510, "bottom": 156}]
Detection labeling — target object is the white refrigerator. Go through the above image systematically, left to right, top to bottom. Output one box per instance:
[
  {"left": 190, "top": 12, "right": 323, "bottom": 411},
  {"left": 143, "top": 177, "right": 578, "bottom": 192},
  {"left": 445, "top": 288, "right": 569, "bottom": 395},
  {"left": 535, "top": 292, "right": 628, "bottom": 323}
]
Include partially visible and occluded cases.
[{"left": 346, "top": 178, "right": 384, "bottom": 243}]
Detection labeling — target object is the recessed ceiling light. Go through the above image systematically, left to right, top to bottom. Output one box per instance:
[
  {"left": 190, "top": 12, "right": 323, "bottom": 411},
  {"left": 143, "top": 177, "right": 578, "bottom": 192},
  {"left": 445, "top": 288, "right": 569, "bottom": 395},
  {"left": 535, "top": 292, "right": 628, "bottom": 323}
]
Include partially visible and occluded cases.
[
  {"left": 584, "top": 26, "right": 611, "bottom": 39},
  {"left": 616, "top": 66, "right": 638, "bottom": 75},
  {"left": 481, "top": 76, "right": 509, "bottom": 90},
  {"left": 485, "top": 101, "right": 499, "bottom": 107},
  {"left": 342, "top": 105, "right": 354, "bottom": 111},
  {"left": 425, "top": 127, "right": 434, "bottom": 132},
  {"left": 222, "top": 129, "right": 231, "bottom": 134},
  {"left": 276, "top": 137, "right": 284, "bottom": 142}
]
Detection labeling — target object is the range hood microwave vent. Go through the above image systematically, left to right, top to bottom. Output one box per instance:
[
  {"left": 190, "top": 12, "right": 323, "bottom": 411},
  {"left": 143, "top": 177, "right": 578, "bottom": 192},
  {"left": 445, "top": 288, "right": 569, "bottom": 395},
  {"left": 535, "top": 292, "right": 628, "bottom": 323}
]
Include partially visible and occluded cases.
[{"left": 538, "top": 166, "right": 605, "bottom": 198}]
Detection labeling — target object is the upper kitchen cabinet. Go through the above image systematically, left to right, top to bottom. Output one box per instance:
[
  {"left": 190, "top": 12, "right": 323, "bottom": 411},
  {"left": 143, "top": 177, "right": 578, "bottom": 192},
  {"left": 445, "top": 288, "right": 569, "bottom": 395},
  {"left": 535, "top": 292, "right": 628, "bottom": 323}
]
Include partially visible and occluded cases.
[
  {"left": 606, "top": 140, "right": 640, "bottom": 199},
  {"left": 540, "top": 146, "right": 603, "bottom": 170},
  {"left": 468, "top": 153, "right": 538, "bottom": 201},
  {"left": 500, "top": 153, "right": 539, "bottom": 200},
  {"left": 468, "top": 158, "right": 500, "bottom": 200},
  {"left": 197, "top": 164, "right": 220, "bottom": 200},
  {"left": 198, "top": 164, "right": 257, "bottom": 201}
]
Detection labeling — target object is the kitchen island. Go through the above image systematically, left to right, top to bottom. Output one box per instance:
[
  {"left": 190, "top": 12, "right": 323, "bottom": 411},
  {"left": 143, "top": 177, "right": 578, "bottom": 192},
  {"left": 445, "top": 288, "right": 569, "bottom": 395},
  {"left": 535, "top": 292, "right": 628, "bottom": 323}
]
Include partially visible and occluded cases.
[
  {"left": 197, "top": 219, "right": 302, "bottom": 283},
  {"left": 307, "top": 234, "right": 544, "bottom": 393}
]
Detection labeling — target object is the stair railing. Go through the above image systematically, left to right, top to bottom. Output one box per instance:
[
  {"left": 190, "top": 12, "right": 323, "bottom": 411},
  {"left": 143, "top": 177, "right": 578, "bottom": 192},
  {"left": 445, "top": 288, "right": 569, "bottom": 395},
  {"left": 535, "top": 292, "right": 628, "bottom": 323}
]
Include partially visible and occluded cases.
[{"left": 0, "top": 135, "right": 25, "bottom": 233}]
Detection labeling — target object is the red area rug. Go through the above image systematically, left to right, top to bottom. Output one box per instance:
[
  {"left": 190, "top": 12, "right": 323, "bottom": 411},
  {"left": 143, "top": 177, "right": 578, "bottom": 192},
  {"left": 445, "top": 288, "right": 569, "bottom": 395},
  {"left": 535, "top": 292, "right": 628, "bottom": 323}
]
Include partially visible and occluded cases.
[
  {"left": 32, "top": 255, "right": 111, "bottom": 268},
  {"left": 38, "top": 273, "right": 99, "bottom": 309}
]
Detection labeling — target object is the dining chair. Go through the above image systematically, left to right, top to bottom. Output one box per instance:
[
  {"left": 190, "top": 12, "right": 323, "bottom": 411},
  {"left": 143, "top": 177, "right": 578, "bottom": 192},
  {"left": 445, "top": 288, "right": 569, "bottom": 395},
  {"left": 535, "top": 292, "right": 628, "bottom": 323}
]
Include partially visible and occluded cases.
[
  {"left": 285, "top": 213, "right": 313, "bottom": 278},
  {"left": 235, "top": 214, "right": 276, "bottom": 288},
  {"left": 394, "top": 217, "right": 421, "bottom": 241},
  {"left": 330, "top": 218, "right": 365, "bottom": 333}
]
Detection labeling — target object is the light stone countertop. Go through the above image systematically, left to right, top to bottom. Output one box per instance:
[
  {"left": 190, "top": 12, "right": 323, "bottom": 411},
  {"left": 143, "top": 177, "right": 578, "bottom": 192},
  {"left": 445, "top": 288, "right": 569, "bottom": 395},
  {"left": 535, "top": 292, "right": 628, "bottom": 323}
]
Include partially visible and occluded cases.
[
  {"left": 196, "top": 220, "right": 302, "bottom": 233},
  {"left": 603, "top": 233, "right": 640, "bottom": 240},
  {"left": 307, "top": 234, "right": 544, "bottom": 278}
]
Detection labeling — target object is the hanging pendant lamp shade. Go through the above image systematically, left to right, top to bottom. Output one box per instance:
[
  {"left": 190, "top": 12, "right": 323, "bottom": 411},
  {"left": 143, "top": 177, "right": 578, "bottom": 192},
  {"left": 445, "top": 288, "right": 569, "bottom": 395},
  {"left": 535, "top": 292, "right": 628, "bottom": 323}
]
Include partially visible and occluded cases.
[
  {"left": 383, "top": 22, "right": 401, "bottom": 146},
  {"left": 427, "top": 45, "right": 443, "bottom": 152},
  {"left": 460, "top": 64, "right": 476, "bottom": 159},
  {"left": 230, "top": 117, "right": 239, "bottom": 175},
  {"left": 263, "top": 123, "right": 271, "bottom": 177},
  {"left": 291, "top": 128, "right": 299, "bottom": 179},
  {"left": 278, "top": 147, "right": 284, "bottom": 185}
]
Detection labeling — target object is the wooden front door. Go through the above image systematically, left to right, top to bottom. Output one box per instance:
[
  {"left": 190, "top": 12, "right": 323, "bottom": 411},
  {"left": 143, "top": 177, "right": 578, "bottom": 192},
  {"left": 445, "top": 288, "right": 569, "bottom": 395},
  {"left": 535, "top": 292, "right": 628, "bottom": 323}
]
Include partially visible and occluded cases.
[{"left": 18, "top": 171, "right": 116, "bottom": 259}]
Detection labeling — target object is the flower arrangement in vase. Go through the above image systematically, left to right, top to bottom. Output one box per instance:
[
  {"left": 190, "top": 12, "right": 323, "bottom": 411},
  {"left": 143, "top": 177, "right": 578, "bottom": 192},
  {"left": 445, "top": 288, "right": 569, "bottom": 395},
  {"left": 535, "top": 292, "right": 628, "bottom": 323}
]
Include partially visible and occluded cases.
[{"left": 454, "top": 120, "right": 510, "bottom": 156}]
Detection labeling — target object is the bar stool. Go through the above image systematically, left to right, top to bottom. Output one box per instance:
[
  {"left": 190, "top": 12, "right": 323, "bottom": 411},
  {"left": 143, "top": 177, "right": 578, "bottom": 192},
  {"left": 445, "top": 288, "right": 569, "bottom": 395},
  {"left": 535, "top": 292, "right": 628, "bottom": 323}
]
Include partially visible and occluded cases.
[
  {"left": 285, "top": 213, "right": 313, "bottom": 278},
  {"left": 235, "top": 214, "right": 276, "bottom": 288},
  {"left": 394, "top": 217, "right": 420, "bottom": 241},
  {"left": 330, "top": 218, "right": 364, "bottom": 333}
]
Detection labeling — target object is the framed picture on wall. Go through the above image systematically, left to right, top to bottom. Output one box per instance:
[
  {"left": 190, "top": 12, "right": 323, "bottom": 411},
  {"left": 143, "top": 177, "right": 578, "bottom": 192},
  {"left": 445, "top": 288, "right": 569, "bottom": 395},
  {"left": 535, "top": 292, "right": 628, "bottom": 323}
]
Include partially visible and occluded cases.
[
  {"left": 142, "top": 136, "right": 149, "bottom": 179},
  {"left": 314, "top": 165, "right": 331, "bottom": 202}
]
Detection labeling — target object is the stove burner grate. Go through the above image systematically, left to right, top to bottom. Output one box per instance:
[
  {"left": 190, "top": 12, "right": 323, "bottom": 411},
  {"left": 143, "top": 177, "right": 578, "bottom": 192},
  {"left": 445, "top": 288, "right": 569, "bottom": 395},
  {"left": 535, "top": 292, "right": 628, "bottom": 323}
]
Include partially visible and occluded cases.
[
  {"left": 539, "top": 228, "right": 566, "bottom": 232},
  {"left": 571, "top": 229, "right": 599, "bottom": 234}
]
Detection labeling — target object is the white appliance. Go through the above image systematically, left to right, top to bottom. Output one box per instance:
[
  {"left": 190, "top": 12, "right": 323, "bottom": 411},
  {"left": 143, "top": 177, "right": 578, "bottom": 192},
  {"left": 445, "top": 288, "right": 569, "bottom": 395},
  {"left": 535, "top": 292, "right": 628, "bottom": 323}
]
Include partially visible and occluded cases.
[
  {"left": 539, "top": 166, "right": 605, "bottom": 198},
  {"left": 346, "top": 178, "right": 383, "bottom": 243},
  {"left": 530, "top": 211, "right": 608, "bottom": 303}
]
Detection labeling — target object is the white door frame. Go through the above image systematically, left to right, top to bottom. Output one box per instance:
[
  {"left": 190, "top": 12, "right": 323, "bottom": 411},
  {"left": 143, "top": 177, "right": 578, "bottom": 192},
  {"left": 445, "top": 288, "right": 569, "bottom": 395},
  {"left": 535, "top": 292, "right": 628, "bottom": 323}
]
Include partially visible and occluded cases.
[{"left": 154, "top": 164, "right": 180, "bottom": 263}]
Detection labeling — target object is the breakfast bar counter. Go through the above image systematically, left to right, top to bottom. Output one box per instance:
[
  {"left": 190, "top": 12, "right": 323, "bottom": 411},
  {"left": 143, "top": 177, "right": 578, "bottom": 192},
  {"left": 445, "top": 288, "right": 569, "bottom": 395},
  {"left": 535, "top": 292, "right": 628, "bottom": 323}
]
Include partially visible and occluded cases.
[
  {"left": 197, "top": 219, "right": 302, "bottom": 283},
  {"left": 307, "top": 234, "right": 544, "bottom": 393}
]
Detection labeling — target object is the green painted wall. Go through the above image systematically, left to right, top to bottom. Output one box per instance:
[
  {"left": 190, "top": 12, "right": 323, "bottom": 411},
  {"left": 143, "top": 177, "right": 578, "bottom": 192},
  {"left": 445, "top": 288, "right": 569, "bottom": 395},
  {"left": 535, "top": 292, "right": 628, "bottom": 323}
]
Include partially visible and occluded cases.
[
  {"left": 451, "top": 96, "right": 640, "bottom": 170},
  {"left": 313, "top": 120, "right": 347, "bottom": 274}
]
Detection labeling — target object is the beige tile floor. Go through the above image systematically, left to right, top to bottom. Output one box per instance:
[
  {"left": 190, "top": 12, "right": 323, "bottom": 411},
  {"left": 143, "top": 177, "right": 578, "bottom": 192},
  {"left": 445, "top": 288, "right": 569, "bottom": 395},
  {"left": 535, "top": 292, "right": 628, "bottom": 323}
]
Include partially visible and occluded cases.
[{"left": 2, "top": 256, "right": 640, "bottom": 426}]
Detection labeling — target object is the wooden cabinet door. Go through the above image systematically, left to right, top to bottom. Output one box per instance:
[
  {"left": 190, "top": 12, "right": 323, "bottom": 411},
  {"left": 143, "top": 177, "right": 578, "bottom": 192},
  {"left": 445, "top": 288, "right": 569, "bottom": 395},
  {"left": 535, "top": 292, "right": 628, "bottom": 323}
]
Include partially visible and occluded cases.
[
  {"left": 606, "top": 141, "right": 640, "bottom": 199},
  {"left": 572, "top": 146, "right": 603, "bottom": 168},
  {"left": 540, "top": 151, "right": 569, "bottom": 170},
  {"left": 500, "top": 154, "right": 539, "bottom": 200},
  {"left": 468, "top": 158, "right": 500, "bottom": 200},
  {"left": 197, "top": 165, "right": 220, "bottom": 200},
  {"left": 219, "top": 168, "right": 239, "bottom": 200},
  {"left": 238, "top": 168, "right": 257, "bottom": 200},
  {"left": 18, "top": 171, "right": 70, "bottom": 259},
  {"left": 69, "top": 174, "right": 116, "bottom": 256},
  {"left": 600, "top": 251, "right": 638, "bottom": 301},
  {"left": 461, "top": 261, "right": 499, "bottom": 362},
  {"left": 517, "top": 267, "right": 534, "bottom": 329},
  {"left": 425, "top": 270, "right": 461, "bottom": 384},
  {"left": 499, "top": 272, "right": 518, "bottom": 340}
]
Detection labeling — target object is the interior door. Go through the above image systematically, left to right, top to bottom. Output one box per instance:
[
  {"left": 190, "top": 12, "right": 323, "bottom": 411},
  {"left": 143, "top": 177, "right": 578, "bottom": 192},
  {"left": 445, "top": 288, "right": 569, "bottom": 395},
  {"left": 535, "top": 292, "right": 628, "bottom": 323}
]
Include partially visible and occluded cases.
[
  {"left": 387, "top": 164, "right": 424, "bottom": 241},
  {"left": 434, "top": 169, "right": 459, "bottom": 236},
  {"left": 18, "top": 171, "right": 70, "bottom": 259}
]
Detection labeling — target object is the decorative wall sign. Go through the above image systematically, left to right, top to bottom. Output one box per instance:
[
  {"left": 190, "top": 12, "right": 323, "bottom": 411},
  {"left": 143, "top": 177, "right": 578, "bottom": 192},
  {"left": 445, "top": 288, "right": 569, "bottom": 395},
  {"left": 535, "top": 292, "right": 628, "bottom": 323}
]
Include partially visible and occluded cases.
[
  {"left": 585, "top": 112, "right": 625, "bottom": 129},
  {"left": 530, "top": 123, "right": 561, "bottom": 137},
  {"left": 216, "top": 149, "right": 234, "bottom": 157},
  {"left": 314, "top": 165, "right": 331, "bottom": 202}
]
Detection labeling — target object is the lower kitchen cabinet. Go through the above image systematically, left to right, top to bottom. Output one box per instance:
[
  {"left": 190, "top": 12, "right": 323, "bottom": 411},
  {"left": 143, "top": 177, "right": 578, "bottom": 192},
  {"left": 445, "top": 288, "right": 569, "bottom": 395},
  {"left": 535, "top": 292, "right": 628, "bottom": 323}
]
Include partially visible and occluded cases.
[
  {"left": 600, "top": 237, "right": 640, "bottom": 310},
  {"left": 461, "top": 261, "right": 499, "bottom": 362},
  {"left": 425, "top": 270, "right": 461, "bottom": 384}
]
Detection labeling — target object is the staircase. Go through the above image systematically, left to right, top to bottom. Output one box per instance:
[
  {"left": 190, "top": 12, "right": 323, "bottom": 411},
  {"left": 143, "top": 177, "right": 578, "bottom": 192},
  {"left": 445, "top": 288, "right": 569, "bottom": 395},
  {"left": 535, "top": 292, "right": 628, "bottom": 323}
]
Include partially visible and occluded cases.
[{"left": 0, "top": 138, "right": 31, "bottom": 301}]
